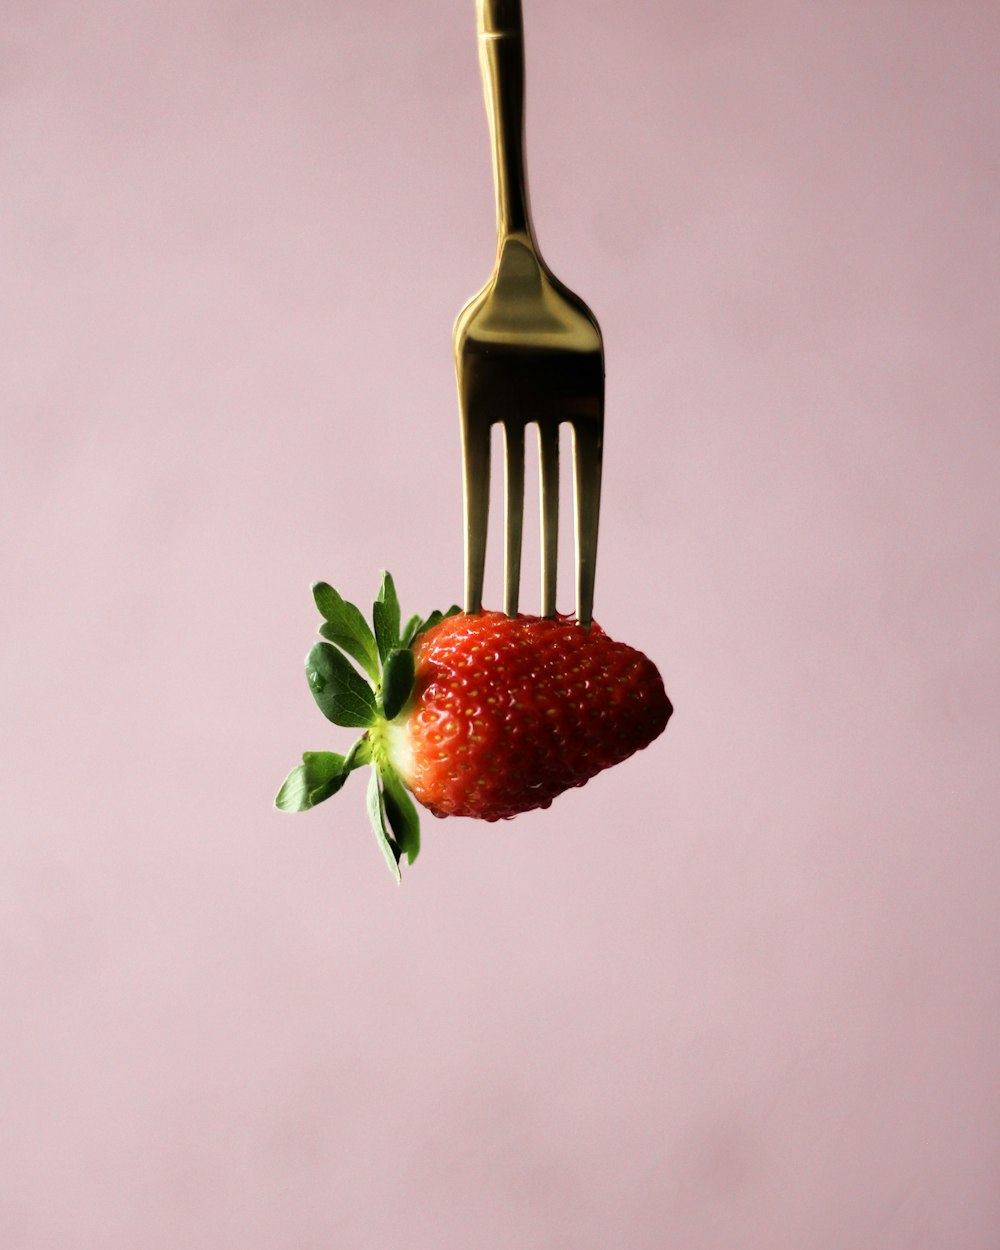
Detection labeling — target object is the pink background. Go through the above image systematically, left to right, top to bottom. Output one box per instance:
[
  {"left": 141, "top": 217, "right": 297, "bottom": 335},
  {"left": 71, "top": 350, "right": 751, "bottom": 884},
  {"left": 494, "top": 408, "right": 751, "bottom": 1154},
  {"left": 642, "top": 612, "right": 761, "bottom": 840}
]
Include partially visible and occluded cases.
[{"left": 3, "top": 1, "right": 999, "bottom": 1246}]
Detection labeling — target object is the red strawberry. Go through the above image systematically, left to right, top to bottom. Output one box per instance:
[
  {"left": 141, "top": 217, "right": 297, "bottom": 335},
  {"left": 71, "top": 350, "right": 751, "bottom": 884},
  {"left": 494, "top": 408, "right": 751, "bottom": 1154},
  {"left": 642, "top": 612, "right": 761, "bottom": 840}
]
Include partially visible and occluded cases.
[
  {"left": 276, "top": 572, "right": 671, "bottom": 878},
  {"left": 391, "top": 611, "right": 670, "bottom": 821}
]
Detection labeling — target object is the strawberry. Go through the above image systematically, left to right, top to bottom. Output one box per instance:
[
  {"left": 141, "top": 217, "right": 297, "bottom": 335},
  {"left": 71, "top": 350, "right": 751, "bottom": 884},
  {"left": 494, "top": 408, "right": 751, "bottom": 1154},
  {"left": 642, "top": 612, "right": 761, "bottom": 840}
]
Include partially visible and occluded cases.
[{"left": 276, "top": 572, "right": 672, "bottom": 879}]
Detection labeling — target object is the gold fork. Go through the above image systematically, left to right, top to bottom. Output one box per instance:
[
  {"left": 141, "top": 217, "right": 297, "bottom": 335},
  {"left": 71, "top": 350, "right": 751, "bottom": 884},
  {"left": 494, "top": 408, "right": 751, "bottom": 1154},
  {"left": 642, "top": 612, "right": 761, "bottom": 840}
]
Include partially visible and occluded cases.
[{"left": 455, "top": 0, "right": 604, "bottom": 627}]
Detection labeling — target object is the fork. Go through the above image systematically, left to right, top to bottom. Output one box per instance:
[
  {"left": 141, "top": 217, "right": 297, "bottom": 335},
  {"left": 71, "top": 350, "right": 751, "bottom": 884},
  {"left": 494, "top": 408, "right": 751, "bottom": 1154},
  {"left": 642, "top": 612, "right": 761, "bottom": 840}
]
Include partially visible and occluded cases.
[{"left": 455, "top": 0, "right": 604, "bottom": 627}]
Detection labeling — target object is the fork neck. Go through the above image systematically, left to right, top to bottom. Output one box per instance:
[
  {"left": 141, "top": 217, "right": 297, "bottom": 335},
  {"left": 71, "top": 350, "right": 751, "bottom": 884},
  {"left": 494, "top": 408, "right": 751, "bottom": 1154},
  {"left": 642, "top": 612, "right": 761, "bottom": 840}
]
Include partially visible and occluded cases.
[{"left": 477, "top": 0, "right": 539, "bottom": 252}]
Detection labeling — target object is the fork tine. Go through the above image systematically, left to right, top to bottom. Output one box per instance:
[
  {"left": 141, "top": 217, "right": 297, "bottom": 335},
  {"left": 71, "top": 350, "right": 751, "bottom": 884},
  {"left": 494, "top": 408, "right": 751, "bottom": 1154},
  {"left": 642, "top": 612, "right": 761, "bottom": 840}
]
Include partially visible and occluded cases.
[
  {"left": 462, "top": 417, "right": 491, "bottom": 614},
  {"left": 571, "top": 421, "right": 603, "bottom": 629},
  {"left": 503, "top": 422, "right": 525, "bottom": 617},
  {"left": 538, "top": 422, "right": 560, "bottom": 618}
]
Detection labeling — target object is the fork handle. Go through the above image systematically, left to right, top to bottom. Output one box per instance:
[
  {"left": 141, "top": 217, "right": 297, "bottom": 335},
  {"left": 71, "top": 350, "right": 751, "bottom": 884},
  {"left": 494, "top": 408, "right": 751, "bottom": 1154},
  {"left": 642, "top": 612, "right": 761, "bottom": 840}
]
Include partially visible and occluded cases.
[{"left": 477, "top": 0, "right": 537, "bottom": 247}]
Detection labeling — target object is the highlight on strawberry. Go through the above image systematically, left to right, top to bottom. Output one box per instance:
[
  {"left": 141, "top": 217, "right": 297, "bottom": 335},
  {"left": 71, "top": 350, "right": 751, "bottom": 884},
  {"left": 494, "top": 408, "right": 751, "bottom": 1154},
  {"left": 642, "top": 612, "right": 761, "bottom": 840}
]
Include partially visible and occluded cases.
[{"left": 275, "top": 572, "right": 672, "bottom": 879}]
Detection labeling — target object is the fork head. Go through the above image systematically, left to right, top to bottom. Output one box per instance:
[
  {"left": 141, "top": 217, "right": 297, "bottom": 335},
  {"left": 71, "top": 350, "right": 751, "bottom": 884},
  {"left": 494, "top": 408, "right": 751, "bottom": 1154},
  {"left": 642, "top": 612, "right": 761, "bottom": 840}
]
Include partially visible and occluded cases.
[{"left": 455, "top": 236, "right": 604, "bottom": 627}]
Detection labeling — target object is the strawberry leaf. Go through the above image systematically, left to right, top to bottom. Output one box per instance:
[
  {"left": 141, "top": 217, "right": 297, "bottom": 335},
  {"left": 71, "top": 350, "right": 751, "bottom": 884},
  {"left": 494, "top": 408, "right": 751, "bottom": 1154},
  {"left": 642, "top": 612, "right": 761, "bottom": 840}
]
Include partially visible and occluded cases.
[
  {"left": 373, "top": 570, "right": 401, "bottom": 663},
  {"left": 312, "top": 582, "right": 380, "bottom": 681},
  {"left": 414, "top": 604, "right": 462, "bottom": 639},
  {"left": 401, "top": 613, "right": 423, "bottom": 647},
  {"left": 306, "top": 642, "right": 378, "bottom": 728},
  {"left": 380, "top": 647, "right": 415, "bottom": 721},
  {"left": 274, "top": 738, "right": 372, "bottom": 813},
  {"left": 275, "top": 750, "right": 346, "bottom": 811},
  {"left": 300, "top": 750, "right": 350, "bottom": 804},
  {"left": 366, "top": 766, "right": 401, "bottom": 882},
  {"left": 381, "top": 766, "right": 420, "bottom": 865},
  {"left": 275, "top": 767, "right": 312, "bottom": 811}
]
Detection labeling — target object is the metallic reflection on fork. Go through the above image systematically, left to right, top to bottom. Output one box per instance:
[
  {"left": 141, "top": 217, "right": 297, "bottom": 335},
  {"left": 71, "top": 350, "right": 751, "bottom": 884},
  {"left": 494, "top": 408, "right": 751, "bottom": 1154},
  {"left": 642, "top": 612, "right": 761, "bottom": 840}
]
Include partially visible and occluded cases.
[{"left": 455, "top": 0, "right": 604, "bottom": 627}]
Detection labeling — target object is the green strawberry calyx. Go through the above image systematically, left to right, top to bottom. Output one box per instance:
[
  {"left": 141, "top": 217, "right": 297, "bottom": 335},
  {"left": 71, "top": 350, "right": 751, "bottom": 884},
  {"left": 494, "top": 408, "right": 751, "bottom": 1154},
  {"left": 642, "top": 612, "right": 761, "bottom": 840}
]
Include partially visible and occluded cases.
[{"left": 274, "top": 571, "right": 459, "bottom": 881}]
